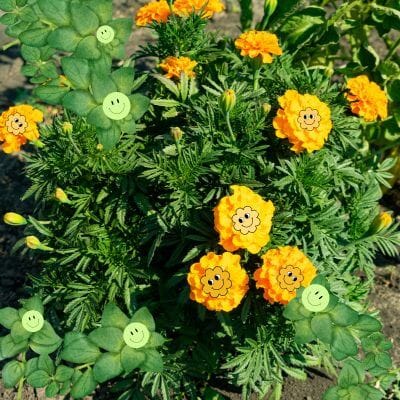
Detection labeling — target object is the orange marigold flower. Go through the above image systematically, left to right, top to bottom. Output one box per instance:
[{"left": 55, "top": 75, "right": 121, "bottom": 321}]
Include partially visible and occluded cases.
[
  {"left": 135, "top": 0, "right": 172, "bottom": 26},
  {"left": 173, "top": 0, "right": 225, "bottom": 18},
  {"left": 234, "top": 30, "right": 282, "bottom": 64},
  {"left": 159, "top": 56, "right": 197, "bottom": 79},
  {"left": 346, "top": 75, "right": 388, "bottom": 122},
  {"left": 273, "top": 90, "right": 332, "bottom": 153},
  {"left": 0, "top": 105, "right": 43, "bottom": 154},
  {"left": 214, "top": 185, "right": 275, "bottom": 254},
  {"left": 254, "top": 246, "right": 317, "bottom": 305},
  {"left": 187, "top": 251, "right": 249, "bottom": 311}
]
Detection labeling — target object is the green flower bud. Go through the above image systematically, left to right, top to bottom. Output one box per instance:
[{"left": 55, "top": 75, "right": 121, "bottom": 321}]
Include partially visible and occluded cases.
[
  {"left": 264, "top": 0, "right": 277, "bottom": 20},
  {"left": 220, "top": 89, "right": 236, "bottom": 114},
  {"left": 262, "top": 103, "right": 271, "bottom": 115},
  {"left": 62, "top": 122, "right": 73, "bottom": 135},
  {"left": 170, "top": 127, "right": 183, "bottom": 141},
  {"left": 55, "top": 188, "right": 71, "bottom": 204},
  {"left": 3, "top": 212, "right": 27, "bottom": 226},
  {"left": 25, "top": 236, "right": 53, "bottom": 251}
]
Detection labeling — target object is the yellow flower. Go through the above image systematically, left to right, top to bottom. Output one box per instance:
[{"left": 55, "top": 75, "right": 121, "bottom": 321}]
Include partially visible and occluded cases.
[
  {"left": 135, "top": 0, "right": 172, "bottom": 26},
  {"left": 173, "top": 0, "right": 225, "bottom": 18},
  {"left": 234, "top": 30, "right": 282, "bottom": 64},
  {"left": 159, "top": 56, "right": 198, "bottom": 79},
  {"left": 346, "top": 75, "right": 388, "bottom": 122},
  {"left": 272, "top": 90, "right": 332, "bottom": 153},
  {"left": 0, "top": 105, "right": 43, "bottom": 153},
  {"left": 62, "top": 122, "right": 73, "bottom": 134},
  {"left": 170, "top": 127, "right": 183, "bottom": 140},
  {"left": 214, "top": 185, "right": 275, "bottom": 254},
  {"left": 371, "top": 211, "right": 393, "bottom": 233},
  {"left": 3, "top": 212, "right": 27, "bottom": 226},
  {"left": 25, "top": 236, "right": 53, "bottom": 251},
  {"left": 254, "top": 246, "right": 317, "bottom": 305},
  {"left": 187, "top": 252, "right": 249, "bottom": 311}
]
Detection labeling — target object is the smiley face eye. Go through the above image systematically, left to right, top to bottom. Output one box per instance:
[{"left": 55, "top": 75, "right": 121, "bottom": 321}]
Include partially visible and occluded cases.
[
  {"left": 117, "top": 98, "right": 120, "bottom": 103},
  {"left": 309, "top": 114, "right": 314, "bottom": 119},
  {"left": 303, "top": 115, "right": 307, "bottom": 119},
  {"left": 15, "top": 118, "right": 19, "bottom": 122},
  {"left": 244, "top": 213, "right": 250, "bottom": 219},
  {"left": 238, "top": 218, "right": 243, "bottom": 223},
  {"left": 287, "top": 272, "right": 293, "bottom": 277},
  {"left": 214, "top": 274, "right": 221, "bottom": 281},
  {"left": 292, "top": 276, "right": 298, "bottom": 282},
  {"left": 208, "top": 279, "right": 214, "bottom": 285}
]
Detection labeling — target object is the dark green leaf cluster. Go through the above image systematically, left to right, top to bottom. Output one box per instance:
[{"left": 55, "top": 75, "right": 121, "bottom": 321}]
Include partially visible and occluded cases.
[{"left": 0, "top": 298, "right": 164, "bottom": 399}]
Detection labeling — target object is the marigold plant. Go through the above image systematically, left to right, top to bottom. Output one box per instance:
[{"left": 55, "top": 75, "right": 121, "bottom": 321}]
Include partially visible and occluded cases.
[
  {"left": 135, "top": 0, "right": 172, "bottom": 26},
  {"left": 173, "top": 0, "right": 225, "bottom": 18},
  {"left": 159, "top": 56, "right": 198, "bottom": 79},
  {"left": 346, "top": 75, "right": 388, "bottom": 122},
  {"left": 273, "top": 90, "right": 333, "bottom": 153},
  {"left": 214, "top": 185, "right": 275, "bottom": 254},
  {"left": 254, "top": 246, "right": 317, "bottom": 304},
  {"left": 187, "top": 252, "right": 249, "bottom": 311}
]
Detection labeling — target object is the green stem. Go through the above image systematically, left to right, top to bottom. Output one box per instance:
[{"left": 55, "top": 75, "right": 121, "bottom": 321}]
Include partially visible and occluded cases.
[
  {"left": 385, "top": 35, "right": 400, "bottom": 61},
  {"left": 2, "top": 39, "right": 20, "bottom": 51},
  {"left": 253, "top": 67, "right": 260, "bottom": 91},
  {"left": 226, "top": 112, "right": 235, "bottom": 141},
  {"left": 67, "top": 133, "right": 82, "bottom": 154},
  {"left": 76, "top": 363, "right": 93, "bottom": 370},
  {"left": 17, "top": 378, "right": 24, "bottom": 400}
]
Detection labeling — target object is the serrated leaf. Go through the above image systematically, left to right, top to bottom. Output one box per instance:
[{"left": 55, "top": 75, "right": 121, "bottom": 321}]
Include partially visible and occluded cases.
[
  {"left": 37, "top": 0, "right": 70, "bottom": 26},
  {"left": 71, "top": 4, "right": 99, "bottom": 36},
  {"left": 48, "top": 27, "right": 82, "bottom": 52},
  {"left": 19, "top": 28, "right": 51, "bottom": 47},
  {"left": 74, "top": 35, "right": 101, "bottom": 59},
  {"left": 21, "top": 45, "right": 41, "bottom": 62},
  {"left": 61, "top": 57, "right": 91, "bottom": 90},
  {"left": 112, "top": 67, "right": 134, "bottom": 94},
  {"left": 34, "top": 85, "right": 70, "bottom": 105},
  {"left": 63, "top": 90, "right": 97, "bottom": 116},
  {"left": 129, "top": 94, "right": 150, "bottom": 121},
  {"left": 87, "top": 106, "right": 112, "bottom": 129},
  {"left": 96, "top": 126, "right": 121, "bottom": 150},
  {"left": 329, "top": 304, "right": 359, "bottom": 326},
  {"left": 0, "top": 307, "right": 20, "bottom": 329},
  {"left": 130, "top": 307, "right": 155, "bottom": 331},
  {"left": 310, "top": 313, "right": 333, "bottom": 344},
  {"left": 352, "top": 315, "right": 382, "bottom": 333},
  {"left": 293, "top": 319, "right": 316, "bottom": 345},
  {"left": 11, "top": 321, "right": 31, "bottom": 343},
  {"left": 31, "top": 321, "right": 62, "bottom": 349},
  {"left": 88, "top": 327, "right": 124, "bottom": 353},
  {"left": 332, "top": 328, "right": 358, "bottom": 359},
  {"left": 61, "top": 333, "right": 101, "bottom": 364},
  {"left": 0, "top": 335, "right": 28, "bottom": 358},
  {"left": 120, "top": 346, "right": 146, "bottom": 373},
  {"left": 141, "top": 349, "right": 164, "bottom": 373},
  {"left": 93, "top": 352, "right": 123, "bottom": 383},
  {"left": 2, "top": 360, "right": 24, "bottom": 388},
  {"left": 337, "top": 360, "right": 365, "bottom": 388},
  {"left": 55, "top": 365, "right": 74, "bottom": 382},
  {"left": 70, "top": 369, "right": 97, "bottom": 399},
  {"left": 27, "top": 370, "right": 51, "bottom": 388},
  {"left": 45, "top": 381, "right": 60, "bottom": 398}
]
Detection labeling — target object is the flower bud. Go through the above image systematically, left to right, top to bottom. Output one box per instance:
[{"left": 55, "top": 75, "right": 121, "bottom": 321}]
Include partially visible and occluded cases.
[
  {"left": 263, "top": 0, "right": 277, "bottom": 21},
  {"left": 220, "top": 89, "right": 236, "bottom": 114},
  {"left": 262, "top": 103, "right": 271, "bottom": 115},
  {"left": 62, "top": 122, "right": 73, "bottom": 135},
  {"left": 170, "top": 127, "right": 183, "bottom": 141},
  {"left": 31, "top": 140, "right": 45, "bottom": 148},
  {"left": 97, "top": 143, "right": 104, "bottom": 151},
  {"left": 55, "top": 188, "right": 71, "bottom": 204},
  {"left": 371, "top": 211, "right": 393, "bottom": 233},
  {"left": 3, "top": 212, "right": 27, "bottom": 226},
  {"left": 25, "top": 236, "right": 53, "bottom": 251}
]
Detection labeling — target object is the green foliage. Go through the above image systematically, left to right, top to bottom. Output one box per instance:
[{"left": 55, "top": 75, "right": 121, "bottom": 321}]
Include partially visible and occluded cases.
[{"left": 0, "top": 299, "right": 164, "bottom": 399}]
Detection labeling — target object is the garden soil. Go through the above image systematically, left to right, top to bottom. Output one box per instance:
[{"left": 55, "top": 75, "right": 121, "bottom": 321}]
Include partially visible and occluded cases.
[{"left": 0, "top": 1, "right": 399, "bottom": 399}]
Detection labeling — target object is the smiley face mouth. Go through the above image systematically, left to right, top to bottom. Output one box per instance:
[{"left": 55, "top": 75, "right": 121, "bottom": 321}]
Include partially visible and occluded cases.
[
  {"left": 101, "top": 32, "right": 111, "bottom": 40},
  {"left": 108, "top": 104, "right": 125, "bottom": 115},
  {"left": 240, "top": 219, "right": 253, "bottom": 228},
  {"left": 306, "top": 292, "right": 324, "bottom": 306},
  {"left": 27, "top": 319, "right": 40, "bottom": 328},
  {"left": 129, "top": 331, "right": 144, "bottom": 343}
]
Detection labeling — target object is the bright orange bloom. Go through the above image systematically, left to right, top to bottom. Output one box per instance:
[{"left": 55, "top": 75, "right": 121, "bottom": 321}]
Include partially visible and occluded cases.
[
  {"left": 135, "top": 0, "right": 172, "bottom": 26},
  {"left": 173, "top": 0, "right": 225, "bottom": 18},
  {"left": 234, "top": 30, "right": 282, "bottom": 63},
  {"left": 159, "top": 56, "right": 197, "bottom": 79},
  {"left": 346, "top": 75, "right": 388, "bottom": 122},
  {"left": 273, "top": 90, "right": 332, "bottom": 153},
  {"left": 0, "top": 105, "right": 43, "bottom": 153},
  {"left": 214, "top": 185, "right": 275, "bottom": 254},
  {"left": 254, "top": 246, "right": 317, "bottom": 305},
  {"left": 187, "top": 252, "right": 249, "bottom": 311}
]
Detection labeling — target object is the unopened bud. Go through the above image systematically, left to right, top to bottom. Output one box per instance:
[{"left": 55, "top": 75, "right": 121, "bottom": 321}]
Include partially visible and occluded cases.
[
  {"left": 263, "top": 0, "right": 277, "bottom": 21},
  {"left": 59, "top": 75, "right": 70, "bottom": 87},
  {"left": 220, "top": 89, "right": 236, "bottom": 114},
  {"left": 262, "top": 103, "right": 271, "bottom": 115},
  {"left": 62, "top": 122, "right": 73, "bottom": 135},
  {"left": 170, "top": 127, "right": 183, "bottom": 141},
  {"left": 31, "top": 140, "right": 45, "bottom": 148},
  {"left": 97, "top": 143, "right": 104, "bottom": 151},
  {"left": 55, "top": 188, "right": 71, "bottom": 204},
  {"left": 371, "top": 211, "right": 393, "bottom": 233},
  {"left": 3, "top": 212, "right": 27, "bottom": 226},
  {"left": 25, "top": 236, "right": 53, "bottom": 251}
]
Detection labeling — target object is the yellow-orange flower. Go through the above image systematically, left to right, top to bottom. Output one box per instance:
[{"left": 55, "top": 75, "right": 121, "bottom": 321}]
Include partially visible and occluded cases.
[
  {"left": 135, "top": 0, "right": 172, "bottom": 26},
  {"left": 173, "top": 0, "right": 225, "bottom": 18},
  {"left": 234, "top": 30, "right": 282, "bottom": 64},
  {"left": 159, "top": 56, "right": 198, "bottom": 79},
  {"left": 346, "top": 75, "right": 388, "bottom": 122},
  {"left": 273, "top": 90, "right": 332, "bottom": 153},
  {"left": 0, "top": 105, "right": 43, "bottom": 153},
  {"left": 214, "top": 185, "right": 275, "bottom": 254},
  {"left": 254, "top": 246, "right": 317, "bottom": 305},
  {"left": 187, "top": 252, "right": 249, "bottom": 311}
]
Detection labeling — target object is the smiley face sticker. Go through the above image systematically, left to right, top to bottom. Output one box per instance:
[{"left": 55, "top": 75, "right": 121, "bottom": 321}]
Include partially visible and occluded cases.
[
  {"left": 96, "top": 25, "right": 115, "bottom": 44},
  {"left": 102, "top": 92, "right": 131, "bottom": 121},
  {"left": 301, "top": 284, "right": 330, "bottom": 312},
  {"left": 21, "top": 310, "right": 44, "bottom": 333},
  {"left": 123, "top": 322, "right": 150, "bottom": 349}
]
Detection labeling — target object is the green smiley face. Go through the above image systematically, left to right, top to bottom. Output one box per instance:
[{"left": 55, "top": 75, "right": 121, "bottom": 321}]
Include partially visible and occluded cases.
[
  {"left": 96, "top": 25, "right": 115, "bottom": 44},
  {"left": 102, "top": 92, "right": 131, "bottom": 120},
  {"left": 301, "top": 284, "right": 330, "bottom": 312},
  {"left": 21, "top": 310, "right": 44, "bottom": 333},
  {"left": 123, "top": 322, "right": 150, "bottom": 349}
]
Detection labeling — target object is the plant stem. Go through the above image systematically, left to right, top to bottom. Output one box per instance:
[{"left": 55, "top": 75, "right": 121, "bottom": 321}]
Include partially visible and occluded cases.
[
  {"left": 385, "top": 36, "right": 400, "bottom": 61},
  {"left": 2, "top": 39, "right": 20, "bottom": 51},
  {"left": 253, "top": 67, "right": 260, "bottom": 91},
  {"left": 226, "top": 112, "right": 235, "bottom": 141},
  {"left": 67, "top": 133, "right": 82, "bottom": 154}
]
